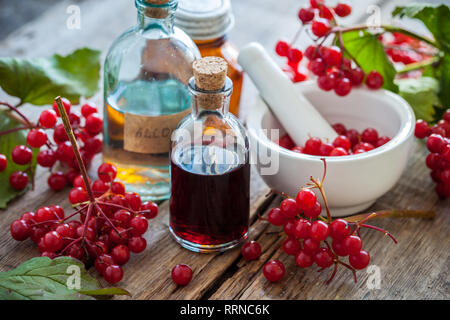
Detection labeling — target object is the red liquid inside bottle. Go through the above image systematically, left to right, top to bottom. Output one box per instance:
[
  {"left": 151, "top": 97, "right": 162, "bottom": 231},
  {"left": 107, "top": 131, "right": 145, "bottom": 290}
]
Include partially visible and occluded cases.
[{"left": 170, "top": 144, "right": 250, "bottom": 250}]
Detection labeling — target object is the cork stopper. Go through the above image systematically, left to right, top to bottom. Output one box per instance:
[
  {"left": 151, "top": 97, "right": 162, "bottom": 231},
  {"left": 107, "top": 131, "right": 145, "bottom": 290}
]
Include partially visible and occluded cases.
[
  {"left": 144, "top": 0, "right": 171, "bottom": 18},
  {"left": 192, "top": 57, "right": 228, "bottom": 110},
  {"left": 193, "top": 57, "right": 228, "bottom": 91}
]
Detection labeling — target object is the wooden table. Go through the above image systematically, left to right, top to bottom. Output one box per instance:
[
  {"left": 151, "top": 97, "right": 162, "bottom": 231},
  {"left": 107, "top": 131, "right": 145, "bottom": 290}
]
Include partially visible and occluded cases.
[{"left": 0, "top": 0, "right": 448, "bottom": 300}]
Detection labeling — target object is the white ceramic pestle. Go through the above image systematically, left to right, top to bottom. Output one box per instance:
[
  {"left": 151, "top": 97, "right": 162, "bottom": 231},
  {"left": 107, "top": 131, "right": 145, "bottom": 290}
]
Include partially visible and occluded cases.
[{"left": 238, "top": 42, "right": 338, "bottom": 146}]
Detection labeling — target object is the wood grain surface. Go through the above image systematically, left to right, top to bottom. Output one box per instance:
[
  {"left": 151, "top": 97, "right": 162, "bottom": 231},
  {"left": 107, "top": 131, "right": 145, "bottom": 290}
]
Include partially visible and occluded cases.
[{"left": 0, "top": 0, "right": 448, "bottom": 300}]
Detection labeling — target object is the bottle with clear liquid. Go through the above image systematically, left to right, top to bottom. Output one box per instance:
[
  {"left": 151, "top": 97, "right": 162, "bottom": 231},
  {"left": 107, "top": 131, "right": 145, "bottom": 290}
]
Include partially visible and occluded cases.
[
  {"left": 103, "top": 0, "right": 200, "bottom": 201},
  {"left": 170, "top": 57, "right": 250, "bottom": 253}
]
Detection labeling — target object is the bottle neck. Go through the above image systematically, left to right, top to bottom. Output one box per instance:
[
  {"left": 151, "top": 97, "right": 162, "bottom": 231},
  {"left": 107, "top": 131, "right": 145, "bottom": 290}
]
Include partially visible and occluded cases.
[
  {"left": 136, "top": 0, "right": 176, "bottom": 31},
  {"left": 194, "top": 36, "right": 227, "bottom": 49},
  {"left": 188, "top": 77, "right": 233, "bottom": 119}
]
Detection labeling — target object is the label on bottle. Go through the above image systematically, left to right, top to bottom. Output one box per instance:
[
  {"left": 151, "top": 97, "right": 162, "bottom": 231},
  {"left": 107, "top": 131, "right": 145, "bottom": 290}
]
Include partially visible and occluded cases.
[{"left": 123, "top": 109, "right": 190, "bottom": 154}]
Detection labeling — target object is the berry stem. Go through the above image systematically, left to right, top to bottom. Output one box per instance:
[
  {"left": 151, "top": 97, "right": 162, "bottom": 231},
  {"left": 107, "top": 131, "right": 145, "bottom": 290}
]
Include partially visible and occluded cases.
[
  {"left": 290, "top": 25, "right": 304, "bottom": 46},
  {"left": 332, "top": 25, "right": 438, "bottom": 48},
  {"left": 337, "top": 31, "right": 363, "bottom": 70},
  {"left": 397, "top": 57, "right": 439, "bottom": 74},
  {"left": 55, "top": 96, "right": 96, "bottom": 203},
  {"left": 0, "top": 101, "right": 33, "bottom": 128},
  {"left": 0, "top": 125, "right": 30, "bottom": 136},
  {"left": 309, "top": 159, "right": 332, "bottom": 223},
  {"left": 97, "top": 201, "right": 139, "bottom": 215},
  {"left": 80, "top": 203, "right": 94, "bottom": 245},
  {"left": 94, "top": 203, "right": 122, "bottom": 234},
  {"left": 61, "top": 204, "right": 90, "bottom": 221},
  {"left": 344, "top": 209, "right": 436, "bottom": 223},
  {"left": 359, "top": 223, "right": 398, "bottom": 244},
  {"left": 60, "top": 237, "right": 82, "bottom": 255},
  {"left": 337, "top": 260, "right": 357, "bottom": 283},
  {"left": 325, "top": 263, "right": 338, "bottom": 285}
]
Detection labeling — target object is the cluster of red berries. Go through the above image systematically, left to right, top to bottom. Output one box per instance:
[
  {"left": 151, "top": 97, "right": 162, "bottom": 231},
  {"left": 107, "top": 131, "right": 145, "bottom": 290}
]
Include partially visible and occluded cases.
[
  {"left": 274, "top": 0, "right": 384, "bottom": 95},
  {"left": 382, "top": 32, "right": 433, "bottom": 67},
  {"left": 0, "top": 98, "right": 102, "bottom": 192},
  {"left": 414, "top": 110, "right": 450, "bottom": 198},
  {"left": 277, "top": 123, "right": 390, "bottom": 156},
  {"left": 9, "top": 162, "right": 159, "bottom": 284},
  {"left": 241, "top": 168, "right": 395, "bottom": 284}
]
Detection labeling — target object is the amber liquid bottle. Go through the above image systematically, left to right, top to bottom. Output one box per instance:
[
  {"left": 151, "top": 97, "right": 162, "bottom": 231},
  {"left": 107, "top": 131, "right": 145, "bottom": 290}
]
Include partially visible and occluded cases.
[{"left": 175, "top": 0, "right": 243, "bottom": 117}]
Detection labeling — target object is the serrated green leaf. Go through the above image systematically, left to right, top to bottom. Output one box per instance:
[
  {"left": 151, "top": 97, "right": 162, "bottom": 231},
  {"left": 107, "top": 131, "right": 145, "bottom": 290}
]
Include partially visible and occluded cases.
[
  {"left": 393, "top": 3, "right": 450, "bottom": 52},
  {"left": 341, "top": 30, "right": 398, "bottom": 92},
  {"left": 0, "top": 48, "right": 101, "bottom": 105},
  {"left": 396, "top": 77, "right": 440, "bottom": 122},
  {"left": 0, "top": 110, "right": 38, "bottom": 209},
  {"left": 0, "top": 257, "right": 128, "bottom": 300},
  {"left": 0, "top": 257, "right": 97, "bottom": 300}
]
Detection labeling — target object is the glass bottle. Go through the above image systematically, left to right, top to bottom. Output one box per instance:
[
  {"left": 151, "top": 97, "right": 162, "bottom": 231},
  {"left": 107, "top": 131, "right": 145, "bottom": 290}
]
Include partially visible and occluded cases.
[
  {"left": 103, "top": 0, "right": 200, "bottom": 201},
  {"left": 174, "top": 0, "right": 243, "bottom": 117},
  {"left": 170, "top": 57, "right": 250, "bottom": 253}
]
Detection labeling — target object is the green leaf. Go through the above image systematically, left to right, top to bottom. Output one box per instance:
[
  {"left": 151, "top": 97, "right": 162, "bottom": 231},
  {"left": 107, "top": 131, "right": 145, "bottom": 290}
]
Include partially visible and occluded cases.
[
  {"left": 393, "top": 3, "right": 450, "bottom": 52},
  {"left": 341, "top": 30, "right": 398, "bottom": 92},
  {"left": 0, "top": 48, "right": 101, "bottom": 105},
  {"left": 437, "top": 53, "right": 450, "bottom": 108},
  {"left": 396, "top": 77, "right": 440, "bottom": 122},
  {"left": 0, "top": 111, "right": 38, "bottom": 209},
  {"left": 0, "top": 257, "right": 128, "bottom": 300}
]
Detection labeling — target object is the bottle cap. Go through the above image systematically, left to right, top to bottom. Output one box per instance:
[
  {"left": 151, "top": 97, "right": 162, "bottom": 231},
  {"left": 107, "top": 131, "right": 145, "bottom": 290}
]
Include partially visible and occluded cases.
[
  {"left": 174, "top": 0, "right": 234, "bottom": 40},
  {"left": 192, "top": 57, "right": 228, "bottom": 109}
]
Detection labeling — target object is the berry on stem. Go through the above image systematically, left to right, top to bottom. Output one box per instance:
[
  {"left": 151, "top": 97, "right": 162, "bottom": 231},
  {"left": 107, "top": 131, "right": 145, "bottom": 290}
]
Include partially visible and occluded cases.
[
  {"left": 334, "top": 3, "right": 351, "bottom": 17},
  {"left": 298, "top": 8, "right": 315, "bottom": 23},
  {"left": 312, "top": 18, "right": 331, "bottom": 37},
  {"left": 275, "top": 41, "right": 290, "bottom": 57},
  {"left": 365, "top": 71, "right": 384, "bottom": 89},
  {"left": 334, "top": 77, "right": 352, "bottom": 96},
  {"left": 39, "top": 110, "right": 57, "bottom": 128},
  {"left": 27, "top": 129, "right": 47, "bottom": 148},
  {"left": 11, "top": 145, "right": 32, "bottom": 165},
  {"left": 0, "top": 154, "right": 7, "bottom": 172},
  {"left": 98, "top": 162, "right": 117, "bottom": 182},
  {"left": 9, "top": 171, "right": 29, "bottom": 190},
  {"left": 48, "top": 172, "right": 67, "bottom": 191},
  {"left": 296, "top": 188, "right": 317, "bottom": 211},
  {"left": 280, "top": 198, "right": 299, "bottom": 218},
  {"left": 268, "top": 207, "right": 286, "bottom": 226},
  {"left": 10, "top": 219, "right": 30, "bottom": 241},
  {"left": 309, "top": 220, "right": 330, "bottom": 241},
  {"left": 343, "top": 235, "right": 363, "bottom": 255},
  {"left": 128, "top": 236, "right": 147, "bottom": 253},
  {"left": 111, "top": 244, "right": 130, "bottom": 265},
  {"left": 296, "top": 250, "right": 314, "bottom": 268},
  {"left": 349, "top": 250, "right": 370, "bottom": 269},
  {"left": 104, "top": 265, "right": 123, "bottom": 284}
]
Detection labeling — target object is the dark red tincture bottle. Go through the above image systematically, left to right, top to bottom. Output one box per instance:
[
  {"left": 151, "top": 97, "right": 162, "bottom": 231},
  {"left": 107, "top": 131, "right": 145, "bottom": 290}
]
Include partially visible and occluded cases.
[{"left": 169, "top": 57, "right": 250, "bottom": 252}]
